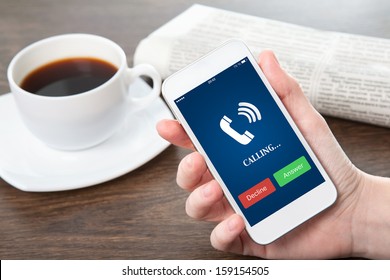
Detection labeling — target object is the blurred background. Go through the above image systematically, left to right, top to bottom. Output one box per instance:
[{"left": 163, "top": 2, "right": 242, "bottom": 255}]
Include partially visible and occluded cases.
[{"left": 1, "top": 0, "right": 390, "bottom": 94}]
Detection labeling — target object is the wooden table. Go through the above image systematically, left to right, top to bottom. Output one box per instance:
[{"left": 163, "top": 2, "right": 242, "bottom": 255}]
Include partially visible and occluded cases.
[{"left": 0, "top": 0, "right": 389, "bottom": 259}]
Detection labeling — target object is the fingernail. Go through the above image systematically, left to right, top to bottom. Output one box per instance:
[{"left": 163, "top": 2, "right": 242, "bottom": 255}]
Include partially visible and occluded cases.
[
  {"left": 271, "top": 51, "right": 280, "bottom": 65},
  {"left": 185, "top": 154, "right": 193, "bottom": 169},
  {"left": 202, "top": 182, "right": 212, "bottom": 198},
  {"left": 227, "top": 216, "right": 239, "bottom": 232}
]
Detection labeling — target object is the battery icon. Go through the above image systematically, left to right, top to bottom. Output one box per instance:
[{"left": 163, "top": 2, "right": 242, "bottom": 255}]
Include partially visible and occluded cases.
[{"left": 241, "top": 59, "right": 246, "bottom": 64}]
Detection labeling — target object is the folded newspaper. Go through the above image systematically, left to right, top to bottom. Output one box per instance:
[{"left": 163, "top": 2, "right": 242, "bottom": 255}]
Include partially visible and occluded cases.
[{"left": 134, "top": 4, "right": 390, "bottom": 127}]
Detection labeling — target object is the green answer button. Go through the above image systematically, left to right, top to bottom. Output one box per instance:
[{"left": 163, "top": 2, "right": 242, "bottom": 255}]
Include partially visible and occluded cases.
[{"left": 273, "top": 156, "right": 311, "bottom": 187}]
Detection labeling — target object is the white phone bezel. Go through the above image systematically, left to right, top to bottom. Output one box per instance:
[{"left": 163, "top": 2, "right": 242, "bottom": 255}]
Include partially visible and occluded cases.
[{"left": 162, "top": 39, "right": 337, "bottom": 244}]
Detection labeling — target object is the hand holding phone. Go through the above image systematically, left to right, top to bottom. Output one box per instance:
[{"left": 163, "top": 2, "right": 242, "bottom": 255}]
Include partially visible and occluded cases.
[
  {"left": 162, "top": 40, "right": 337, "bottom": 244},
  {"left": 158, "top": 42, "right": 365, "bottom": 257}
]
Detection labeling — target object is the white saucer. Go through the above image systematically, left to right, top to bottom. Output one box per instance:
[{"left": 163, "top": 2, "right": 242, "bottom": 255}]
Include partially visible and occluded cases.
[{"left": 0, "top": 78, "right": 173, "bottom": 192}]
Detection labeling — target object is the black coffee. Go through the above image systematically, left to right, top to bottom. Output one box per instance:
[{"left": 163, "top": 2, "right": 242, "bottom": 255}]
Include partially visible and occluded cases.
[{"left": 20, "top": 57, "right": 118, "bottom": 97}]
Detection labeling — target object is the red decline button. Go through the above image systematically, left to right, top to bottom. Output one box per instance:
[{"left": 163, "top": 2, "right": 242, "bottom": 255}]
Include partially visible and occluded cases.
[{"left": 238, "top": 178, "right": 276, "bottom": 209}]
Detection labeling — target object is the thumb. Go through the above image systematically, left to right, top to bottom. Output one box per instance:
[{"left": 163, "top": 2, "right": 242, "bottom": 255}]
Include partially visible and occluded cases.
[{"left": 257, "top": 50, "right": 321, "bottom": 126}]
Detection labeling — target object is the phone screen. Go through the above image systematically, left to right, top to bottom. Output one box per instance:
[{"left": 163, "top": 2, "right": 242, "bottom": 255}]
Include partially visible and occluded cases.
[{"left": 174, "top": 57, "right": 325, "bottom": 226}]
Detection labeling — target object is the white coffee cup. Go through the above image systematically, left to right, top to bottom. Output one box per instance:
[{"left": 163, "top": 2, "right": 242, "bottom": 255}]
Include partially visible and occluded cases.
[{"left": 7, "top": 33, "right": 161, "bottom": 150}]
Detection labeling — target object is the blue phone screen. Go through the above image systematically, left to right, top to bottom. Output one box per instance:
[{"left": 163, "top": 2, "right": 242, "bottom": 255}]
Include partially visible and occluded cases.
[{"left": 175, "top": 57, "right": 325, "bottom": 226}]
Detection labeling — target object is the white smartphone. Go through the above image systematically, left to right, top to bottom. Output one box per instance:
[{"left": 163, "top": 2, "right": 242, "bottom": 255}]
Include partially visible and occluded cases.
[{"left": 162, "top": 40, "right": 337, "bottom": 244}]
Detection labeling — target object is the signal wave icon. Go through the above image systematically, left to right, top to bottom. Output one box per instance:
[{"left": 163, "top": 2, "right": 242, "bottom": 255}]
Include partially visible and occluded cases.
[
  {"left": 219, "top": 102, "right": 261, "bottom": 145},
  {"left": 238, "top": 102, "right": 261, "bottom": 123}
]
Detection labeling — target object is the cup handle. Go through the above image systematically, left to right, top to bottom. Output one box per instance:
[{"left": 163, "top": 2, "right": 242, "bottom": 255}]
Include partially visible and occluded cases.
[{"left": 126, "top": 64, "right": 161, "bottom": 111}]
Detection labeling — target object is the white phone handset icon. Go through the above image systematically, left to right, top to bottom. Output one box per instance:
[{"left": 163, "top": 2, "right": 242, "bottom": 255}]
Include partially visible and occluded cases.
[{"left": 220, "top": 115, "right": 254, "bottom": 145}]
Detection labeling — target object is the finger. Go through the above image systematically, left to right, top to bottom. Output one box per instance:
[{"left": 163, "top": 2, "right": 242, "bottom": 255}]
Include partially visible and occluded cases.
[
  {"left": 156, "top": 119, "right": 194, "bottom": 150},
  {"left": 177, "top": 152, "right": 212, "bottom": 191},
  {"left": 185, "top": 179, "right": 234, "bottom": 221},
  {"left": 210, "top": 214, "right": 246, "bottom": 254}
]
